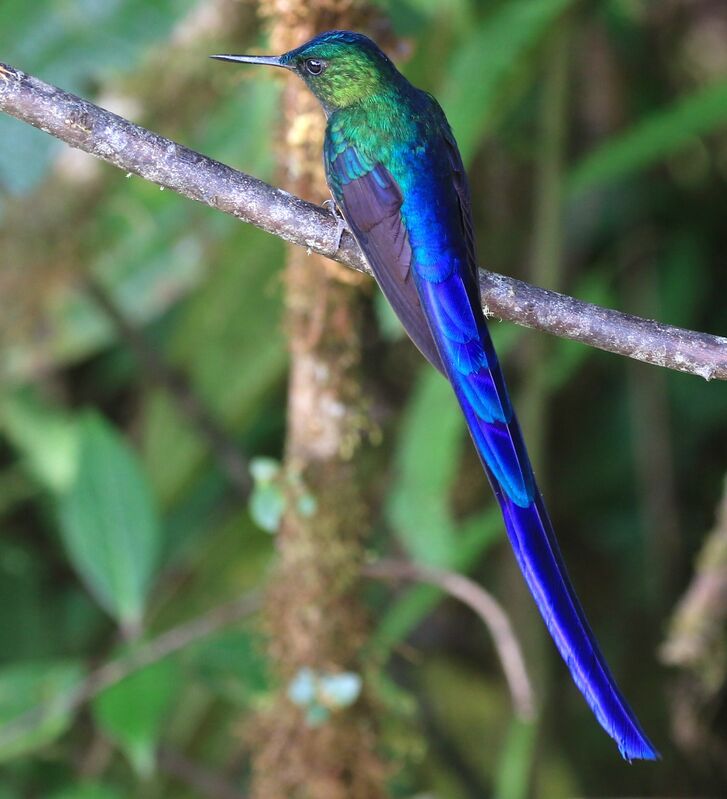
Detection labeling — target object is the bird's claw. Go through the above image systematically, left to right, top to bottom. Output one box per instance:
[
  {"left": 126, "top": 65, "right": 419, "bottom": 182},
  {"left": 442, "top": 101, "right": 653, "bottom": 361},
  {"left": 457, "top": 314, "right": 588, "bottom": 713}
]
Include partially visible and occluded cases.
[
  {"left": 0, "top": 64, "right": 16, "bottom": 83},
  {"left": 323, "top": 198, "right": 350, "bottom": 252}
]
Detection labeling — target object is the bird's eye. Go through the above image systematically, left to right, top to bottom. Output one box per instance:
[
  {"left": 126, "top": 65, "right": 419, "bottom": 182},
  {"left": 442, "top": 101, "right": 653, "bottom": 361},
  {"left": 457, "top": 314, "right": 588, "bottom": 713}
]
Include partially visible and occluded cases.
[{"left": 304, "top": 58, "right": 325, "bottom": 76}]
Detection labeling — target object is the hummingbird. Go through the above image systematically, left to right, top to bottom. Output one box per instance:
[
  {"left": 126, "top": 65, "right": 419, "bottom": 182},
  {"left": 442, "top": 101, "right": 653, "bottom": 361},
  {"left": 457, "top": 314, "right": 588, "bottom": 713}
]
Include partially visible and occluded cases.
[{"left": 212, "top": 30, "right": 658, "bottom": 761}]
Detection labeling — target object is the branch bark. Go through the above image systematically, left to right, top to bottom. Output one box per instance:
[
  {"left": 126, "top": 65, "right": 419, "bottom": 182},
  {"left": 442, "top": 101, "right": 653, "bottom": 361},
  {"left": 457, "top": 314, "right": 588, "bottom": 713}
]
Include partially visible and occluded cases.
[
  {"left": 1, "top": 62, "right": 725, "bottom": 380},
  {"left": 660, "top": 478, "right": 727, "bottom": 761},
  {"left": 364, "top": 559, "right": 536, "bottom": 723}
]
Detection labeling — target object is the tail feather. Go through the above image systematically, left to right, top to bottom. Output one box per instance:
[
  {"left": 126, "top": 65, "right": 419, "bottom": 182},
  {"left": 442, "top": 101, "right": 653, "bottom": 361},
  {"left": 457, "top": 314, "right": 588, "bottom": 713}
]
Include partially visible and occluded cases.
[
  {"left": 417, "top": 270, "right": 659, "bottom": 761},
  {"left": 499, "top": 487, "right": 658, "bottom": 760}
]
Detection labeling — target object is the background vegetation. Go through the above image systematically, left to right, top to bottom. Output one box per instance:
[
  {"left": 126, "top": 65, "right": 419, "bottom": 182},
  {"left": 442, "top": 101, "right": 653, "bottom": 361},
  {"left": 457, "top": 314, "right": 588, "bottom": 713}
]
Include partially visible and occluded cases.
[{"left": 1, "top": 0, "right": 726, "bottom": 796}]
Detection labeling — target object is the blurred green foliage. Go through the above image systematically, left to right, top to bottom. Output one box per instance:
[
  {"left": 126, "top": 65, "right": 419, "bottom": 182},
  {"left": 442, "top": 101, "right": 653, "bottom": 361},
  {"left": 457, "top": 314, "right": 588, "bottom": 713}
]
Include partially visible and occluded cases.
[
  {"left": 1, "top": 0, "right": 726, "bottom": 797},
  {"left": 58, "top": 411, "right": 163, "bottom": 631},
  {"left": 93, "top": 659, "right": 180, "bottom": 777}
]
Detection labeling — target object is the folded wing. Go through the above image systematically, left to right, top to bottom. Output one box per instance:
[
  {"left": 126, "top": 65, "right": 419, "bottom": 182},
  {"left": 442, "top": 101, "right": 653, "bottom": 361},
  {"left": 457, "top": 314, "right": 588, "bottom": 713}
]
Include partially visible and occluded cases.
[{"left": 325, "top": 133, "right": 658, "bottom": 761}]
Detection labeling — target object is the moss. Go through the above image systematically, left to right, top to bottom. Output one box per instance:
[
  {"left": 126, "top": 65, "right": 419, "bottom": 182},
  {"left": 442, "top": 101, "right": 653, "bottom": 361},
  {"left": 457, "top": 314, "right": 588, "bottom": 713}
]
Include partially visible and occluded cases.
[{"left": 248, "top": 3, "right": 391, "bottom": 796}]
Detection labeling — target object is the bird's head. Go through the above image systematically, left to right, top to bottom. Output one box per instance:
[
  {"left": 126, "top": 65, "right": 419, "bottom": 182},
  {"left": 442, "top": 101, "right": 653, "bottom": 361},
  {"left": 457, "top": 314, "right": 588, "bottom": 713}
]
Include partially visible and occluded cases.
[{"left": 211, "top": 30, "right": 399, "bottom": 114}]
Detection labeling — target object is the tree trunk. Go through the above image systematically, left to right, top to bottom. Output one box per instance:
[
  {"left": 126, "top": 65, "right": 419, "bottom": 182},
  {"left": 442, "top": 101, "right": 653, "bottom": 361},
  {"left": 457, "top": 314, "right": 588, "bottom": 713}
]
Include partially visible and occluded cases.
[{"left": 249, "top": 3, "right": 390, "bottom": 797}]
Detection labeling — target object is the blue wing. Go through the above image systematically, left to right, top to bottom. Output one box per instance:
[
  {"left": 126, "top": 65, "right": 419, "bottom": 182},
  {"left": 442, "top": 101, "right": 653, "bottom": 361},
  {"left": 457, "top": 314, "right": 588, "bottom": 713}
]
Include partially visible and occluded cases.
[
  {"left": 325, "top": 122, "right": 658, "bottom": 761},
  {"left": 327, "top": 144, "right": 445, "bottom": 373}
]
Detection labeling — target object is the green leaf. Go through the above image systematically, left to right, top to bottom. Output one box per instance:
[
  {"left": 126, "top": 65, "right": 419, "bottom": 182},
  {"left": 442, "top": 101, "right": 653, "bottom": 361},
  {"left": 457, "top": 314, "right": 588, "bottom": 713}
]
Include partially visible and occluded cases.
[
  {"left": 440, "top": 0, "right": 575, "bottom": 164},
  {"left": 569, "top": 80, "right": 727, "bottom": 194},
  {"left": 387, "top": 369, "right": 464, "bottom": 566},
  {"left": 0, "top": 390, "right": 79, "bottom": 494},
  {"left": 57, "top": 412, "right": 162, "bottom": 631},
  {"left": 248, "top": 457, "right": 286, "bottom": 533},
  {"left": 249, "top": 457, "right": 281, "bottom": 483},
  {"left": 249, "top": 482, "right": 286, "bottom": 533},
  {"left": 187, "top": 630, "right": 269, "bottom": 707},
  {"left": 92, "top": 658, "right": 179, "bottom": 779},
  {"left": 0, "top": 660, "right": 84, "bottom": 762},
  {"left": 287, "top": 668, "right": 362, "bottom": 710},
  {"left": 287, "top": 668, "right": 317, "bottom": 706},
  {"left": 318, "top": 672, "right": 362, "bottom": 709},
  {"left": 494, "top": 718, "right": 538, "bottom": 799}
]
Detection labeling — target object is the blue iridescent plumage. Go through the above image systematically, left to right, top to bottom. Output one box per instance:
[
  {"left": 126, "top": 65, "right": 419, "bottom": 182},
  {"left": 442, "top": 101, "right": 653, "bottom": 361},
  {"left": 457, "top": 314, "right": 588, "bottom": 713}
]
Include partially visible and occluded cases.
[
  {"left": 214, "top": 29, "right": 659, "bottom": 761},
  {"left": 321, "top": 32, "right": 658, "bottom": 762}
]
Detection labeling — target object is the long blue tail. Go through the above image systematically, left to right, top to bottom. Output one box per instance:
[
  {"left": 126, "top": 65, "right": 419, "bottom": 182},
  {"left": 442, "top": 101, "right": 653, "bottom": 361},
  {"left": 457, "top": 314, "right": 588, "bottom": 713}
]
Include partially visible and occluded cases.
[{"left": 416, "top": 269, "right": 658, "bottom": 761}]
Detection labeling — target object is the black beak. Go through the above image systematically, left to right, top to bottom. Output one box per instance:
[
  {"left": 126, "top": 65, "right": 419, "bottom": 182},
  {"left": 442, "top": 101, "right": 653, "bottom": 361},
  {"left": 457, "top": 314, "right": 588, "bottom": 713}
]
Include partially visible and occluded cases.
[{"left": 209, "top": 54, "right": 291, "bottom": 70}]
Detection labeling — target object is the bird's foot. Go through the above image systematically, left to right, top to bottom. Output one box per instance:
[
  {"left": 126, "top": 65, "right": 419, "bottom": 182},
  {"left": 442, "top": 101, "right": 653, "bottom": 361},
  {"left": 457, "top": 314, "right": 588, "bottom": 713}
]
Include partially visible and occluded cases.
[
  {"left": 0, "top": 64, "right": 17, "bottom": 83},
  {"left": 323, "top": 198, "right": 350, "bottom": 252}
]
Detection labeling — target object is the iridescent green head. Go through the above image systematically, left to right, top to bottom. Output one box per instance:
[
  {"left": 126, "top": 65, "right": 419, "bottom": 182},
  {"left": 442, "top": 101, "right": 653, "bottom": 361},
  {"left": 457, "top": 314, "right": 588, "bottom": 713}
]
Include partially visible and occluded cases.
[{"left": 211, "top": 31, "right": 400, "bottom": 114}]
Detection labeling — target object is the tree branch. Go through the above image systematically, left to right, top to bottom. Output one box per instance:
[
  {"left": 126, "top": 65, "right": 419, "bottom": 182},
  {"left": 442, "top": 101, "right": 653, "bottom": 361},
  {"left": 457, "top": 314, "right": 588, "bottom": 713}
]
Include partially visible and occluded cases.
[
  {"left": 1, "top": 62, "right": 725, "bottom": 380},
  {"left": 659, "top": 478, "right": 727, "bottom": 757},
  {"left": 364, "top": 559, "right": 536, "bottom": 723},
  {"left": 0, "top": 590, "right": 260, "bottom": 751}
]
